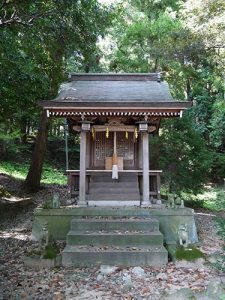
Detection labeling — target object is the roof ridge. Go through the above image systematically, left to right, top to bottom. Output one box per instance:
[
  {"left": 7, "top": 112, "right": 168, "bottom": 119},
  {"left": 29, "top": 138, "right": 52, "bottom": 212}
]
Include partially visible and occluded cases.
[{"left": 68, "top": 73, "right": 161, "bottom": 82}]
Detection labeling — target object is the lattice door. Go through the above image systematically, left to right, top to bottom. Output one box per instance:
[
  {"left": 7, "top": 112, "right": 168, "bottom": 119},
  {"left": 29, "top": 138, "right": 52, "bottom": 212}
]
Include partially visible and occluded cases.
[
  {"left": 93, "top": 131, "right": 134, "bottom": 168},
  {"left": 94, "top": 131, "right": 113, "bottom": 167},
  {"left": 116, "top": 132, "right": 134, "bottom": 160}
]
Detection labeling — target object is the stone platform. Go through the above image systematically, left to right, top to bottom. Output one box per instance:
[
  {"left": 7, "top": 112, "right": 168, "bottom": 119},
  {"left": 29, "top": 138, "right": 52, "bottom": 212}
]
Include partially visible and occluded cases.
[{"left": 32, "top": 206, "right": 198, "bottom": 266}]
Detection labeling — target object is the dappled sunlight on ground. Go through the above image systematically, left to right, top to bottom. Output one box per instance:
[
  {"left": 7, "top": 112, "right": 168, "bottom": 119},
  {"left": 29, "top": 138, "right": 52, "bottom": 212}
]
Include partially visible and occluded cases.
[
  {"left": 195, "top": 212, "right": 217, "bottom": 217},
  {"left": 0, "top": 231, "right": 30, "bottom": 241}
]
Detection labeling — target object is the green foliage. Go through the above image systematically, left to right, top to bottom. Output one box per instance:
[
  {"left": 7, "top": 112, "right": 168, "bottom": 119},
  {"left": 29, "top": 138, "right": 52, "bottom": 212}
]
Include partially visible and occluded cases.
[
  {"left": 0, "top": 0, "right": 113, "bottom": 141},
  {"left": 1, "top": 0, "right": 225, "bottom": 190},
  {"left": 104, "top": 0, "right": 225, "bottom": 190},
  {"left": 129, "top": 0, "right": 183, "bottom": 19},
  {"left": 109, "top": 11, "right": 187, "bottom": 73},
  {"left": 0, "top": 27, "right": 50, "bottom": 135},
  {"left": 209, "top": 101, "right": 225, "bottom": 151},
  {"left": 159, "top": 115, "right": 212, "bottom": 193},
  {"left": 46, "top": 135, "right": 80, "bottom": 170},
  {"left": 211, "top": 152, "right": 225, "bottom": 182},
  {"left": 0, "top": 161, "right": 29, "bottom": 180},
  {"left": 41, "top": 165, "right": 67, "bottom": 185},
  {"left": 177, "top": 185, "right": 225, "bottom": 211},
  {"left": 204, "top": 190, "right": 225, "bottom": 212},
  {"left": 183, "top": 198, "right": 205, "bottom": 210},
  {"left": 26, "top": 245, "right": 59, "bottom": 259},
  {"left": 175, "top": 246, "right": 205, "bottom": 261}
]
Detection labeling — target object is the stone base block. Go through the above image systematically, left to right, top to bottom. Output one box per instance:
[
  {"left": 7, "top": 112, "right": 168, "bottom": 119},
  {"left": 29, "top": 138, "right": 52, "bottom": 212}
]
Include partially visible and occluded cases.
[{"left": 62, "top": 245, "right": 168, "bottom": 267}]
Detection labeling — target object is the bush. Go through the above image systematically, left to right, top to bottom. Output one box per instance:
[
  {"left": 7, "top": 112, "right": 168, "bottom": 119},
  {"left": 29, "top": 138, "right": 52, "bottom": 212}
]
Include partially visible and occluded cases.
[{"left": 211, "top": 152, "right": 225, "bottom": 182}]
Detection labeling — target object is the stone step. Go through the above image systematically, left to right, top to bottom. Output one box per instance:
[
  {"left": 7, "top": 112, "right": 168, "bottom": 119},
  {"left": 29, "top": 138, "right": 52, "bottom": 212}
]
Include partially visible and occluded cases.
[
  {"left": 89, "top": 173, "right": 140, "bottom": 202},
  {"left": 91, "top": 174, "right": 138, "bottom": 183},
  {"left": 89, "top": 182, "right": 139, "bottom": 189},
  {"left": 89, "top": 187, "right": 139, "bottom": 194},
  {"left": 88, "top": 193, "right": 140, "bottom": 201},
  {"left": 88, "top": 200, "right": 141, "bottom": 207},
  {"left": 62, "top": 207, "right": 152, "bottom": 217},
  {"left": 62, "top": 208, "right": 168, "bottom": 267},
  {"left": 71, "top": 218, "right": 159, "bottom": 231},
  {"left": 66, "top": 230, "right": 163, "bottom": 246},
  {"left": 62, "top": 245, "right": 168, "bottom": 267}
]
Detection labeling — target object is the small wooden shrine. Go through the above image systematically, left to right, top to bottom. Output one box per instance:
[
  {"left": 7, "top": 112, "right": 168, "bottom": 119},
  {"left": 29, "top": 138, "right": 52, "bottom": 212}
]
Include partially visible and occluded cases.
[{"left": 40, "top": 73, "right": 191, "bottom": 206}]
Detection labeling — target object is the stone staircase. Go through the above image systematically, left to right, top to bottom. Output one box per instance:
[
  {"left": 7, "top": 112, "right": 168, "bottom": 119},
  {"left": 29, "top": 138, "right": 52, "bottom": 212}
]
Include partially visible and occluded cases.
[
  {"left": 88, "top": 173, "right": 140, "bottom": 205},
  {"left": 62, "top": 209, "right": 168, "bottom": 267}
]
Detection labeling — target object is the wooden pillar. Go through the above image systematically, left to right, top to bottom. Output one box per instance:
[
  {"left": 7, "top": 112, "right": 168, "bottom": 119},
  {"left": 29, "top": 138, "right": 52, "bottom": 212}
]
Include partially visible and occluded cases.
[
  {"left": 79, "top": 130, "right": 87, "bottom": 206},
  {"left": 114, "top": 131, "right": 117, "bottom": 154},
  {"left": 86, "top": 132, "right": 91, "bottom": 169},
  {"left": 142, "top": 132, "right": 151, "bottom": 206},
  {"left": 138, "top": 134, "right": 142, "bottom": 169}
]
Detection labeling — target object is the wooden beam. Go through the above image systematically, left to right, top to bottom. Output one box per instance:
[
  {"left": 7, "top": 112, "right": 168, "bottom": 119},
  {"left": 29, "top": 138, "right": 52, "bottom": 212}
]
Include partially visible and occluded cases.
[
  {"left": 41, "top": 101, "right": 192, "bottom": 110},
  {"left": 93, "top": 125, "right": 136, "bottom": 132}
]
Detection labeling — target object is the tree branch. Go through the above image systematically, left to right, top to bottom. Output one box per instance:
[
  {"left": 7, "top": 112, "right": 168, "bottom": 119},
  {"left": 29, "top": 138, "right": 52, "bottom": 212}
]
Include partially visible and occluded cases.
[
  {"left": 0, "top": 0, "right": 7, "bottom": 10},
  {"left": 0, "top": 8, "right": 54, "bottom": 27},
  {"left": 207, "top": 45, "right": 225, "bottom": 50}
]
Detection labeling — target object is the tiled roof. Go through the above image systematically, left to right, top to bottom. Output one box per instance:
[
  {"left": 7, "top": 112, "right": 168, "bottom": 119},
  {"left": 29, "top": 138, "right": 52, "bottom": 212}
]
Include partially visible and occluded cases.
[
  {"left": 40, "top": 74, "right": 191, "bottom": 112},
  {"left": 55, "top": 80, "right": 172, "bottom": 103}
]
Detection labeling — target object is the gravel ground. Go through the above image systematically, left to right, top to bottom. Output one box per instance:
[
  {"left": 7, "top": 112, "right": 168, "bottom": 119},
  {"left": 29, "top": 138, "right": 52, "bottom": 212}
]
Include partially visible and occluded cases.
[{"left": 0, "top": 175, "right": 224, "bottom": 299}]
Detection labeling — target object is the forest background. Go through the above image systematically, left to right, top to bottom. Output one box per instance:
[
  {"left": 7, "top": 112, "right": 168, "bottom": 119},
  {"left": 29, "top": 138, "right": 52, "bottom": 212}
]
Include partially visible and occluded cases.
[{"left": 0, "top": 0, "right": 225, "bottom": 205}]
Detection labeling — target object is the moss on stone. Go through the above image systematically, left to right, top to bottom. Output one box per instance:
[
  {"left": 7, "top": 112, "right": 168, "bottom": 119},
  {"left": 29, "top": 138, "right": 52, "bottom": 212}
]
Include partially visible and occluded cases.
[
  {"left": 0, "top": 185, "right": 11, "bottom": 198},
  {"left": 42, "top": 199, "right": 53, "bottom": 209},
  {"left": 42, "top": 244, "right": 58, "bottom": 259},
  {"left": 176, "top": 246, "right": 205, "bottom": 261}
]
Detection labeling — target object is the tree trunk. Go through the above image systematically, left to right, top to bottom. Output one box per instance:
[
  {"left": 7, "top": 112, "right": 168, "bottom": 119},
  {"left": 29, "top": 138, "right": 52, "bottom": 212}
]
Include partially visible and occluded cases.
[
  {"left": 153, "top": 58, "right": 158, "bottom": 72},
  {"left": 186, "top": 78, "right": 192, "bottom": 100},
  {"left": 25, "top": 110, "right": 50, "bottom": 192},
  {"left": 20, "top": 118, "right": 27, "bottom": 144}
]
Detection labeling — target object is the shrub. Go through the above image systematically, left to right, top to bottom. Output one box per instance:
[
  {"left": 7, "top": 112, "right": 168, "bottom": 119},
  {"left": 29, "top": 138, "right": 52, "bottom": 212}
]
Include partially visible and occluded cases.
[{"left": 159, "top": 115, "right": 212, "bottom": 194}]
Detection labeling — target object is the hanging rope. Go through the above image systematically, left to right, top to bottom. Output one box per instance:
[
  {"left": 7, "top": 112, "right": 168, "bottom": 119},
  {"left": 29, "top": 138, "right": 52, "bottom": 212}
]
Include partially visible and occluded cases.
[
  {"left": 92, "top": 127, "right": 95, "bottom": 140},
  {"left": 106, "top": 127, "right": 109, "bottom": 138}
]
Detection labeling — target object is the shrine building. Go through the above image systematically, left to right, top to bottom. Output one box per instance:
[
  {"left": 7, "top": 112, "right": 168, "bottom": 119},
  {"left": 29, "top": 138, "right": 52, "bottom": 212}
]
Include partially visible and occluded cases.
[
  {"left": 33, "top": 73, "right": 199, "bottom": 267},
  {"left": 40, "top": 73, "right": 191, "bottom": 207}
]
